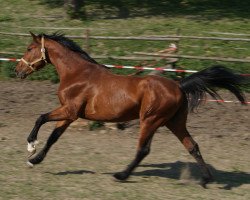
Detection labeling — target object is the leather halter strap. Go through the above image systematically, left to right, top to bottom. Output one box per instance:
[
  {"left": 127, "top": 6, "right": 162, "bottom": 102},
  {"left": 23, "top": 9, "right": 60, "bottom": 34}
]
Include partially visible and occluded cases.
[{"left": 21, "top": 36, "right": 47, "bottom": 71}]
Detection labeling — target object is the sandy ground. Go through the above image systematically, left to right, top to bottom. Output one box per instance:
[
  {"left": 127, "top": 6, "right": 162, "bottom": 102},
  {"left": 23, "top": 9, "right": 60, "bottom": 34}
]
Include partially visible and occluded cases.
[{"left": 0, "top": 80, "right": 249, "bottom": 200}]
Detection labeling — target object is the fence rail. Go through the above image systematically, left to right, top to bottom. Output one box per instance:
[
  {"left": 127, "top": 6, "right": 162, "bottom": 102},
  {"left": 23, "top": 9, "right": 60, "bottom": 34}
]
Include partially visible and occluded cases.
[
  {"left": 1, "top": 30, "right": 250, "bottom": 63},
  {"left": 0, "top": 31, "right": 179, "bottom": 41},
  {"left": 2, "top": 31, "right": 250, "bottom": 41},
  {"left": 203, "top": 31, "right": 250, "bottom": 37},
  {"left": 145, "top": 35, "right": 250, "bottom": 42},
  {"left": 0, "top": 51, "right": 158, "bottom": 61},
  {"left": 134, "top": 52, "right": 250, "bottom": 63}
]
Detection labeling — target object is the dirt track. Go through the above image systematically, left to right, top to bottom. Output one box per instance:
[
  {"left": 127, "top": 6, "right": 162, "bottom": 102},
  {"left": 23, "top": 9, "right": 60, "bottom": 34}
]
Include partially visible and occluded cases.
[{"left": 0, "top": 80, "right": 249, "bottom": 200}]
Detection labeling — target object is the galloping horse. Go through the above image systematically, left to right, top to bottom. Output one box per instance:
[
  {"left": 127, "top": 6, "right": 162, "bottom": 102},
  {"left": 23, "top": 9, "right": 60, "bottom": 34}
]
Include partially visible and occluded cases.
[{"left": 15, "top": 32, "right": 246, "bottom": 188}]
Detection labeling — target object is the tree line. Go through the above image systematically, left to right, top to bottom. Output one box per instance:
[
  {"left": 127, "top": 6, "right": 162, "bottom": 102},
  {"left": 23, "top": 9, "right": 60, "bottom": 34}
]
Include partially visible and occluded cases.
[{"left": 41, "top": 0, "right": 250, "bottom": 19}]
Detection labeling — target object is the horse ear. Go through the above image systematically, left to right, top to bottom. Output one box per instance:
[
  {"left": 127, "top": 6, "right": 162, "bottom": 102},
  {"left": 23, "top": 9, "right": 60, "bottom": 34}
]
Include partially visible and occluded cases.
[{"left": 29, "top": 31, "right": 39, "bottom": 43}]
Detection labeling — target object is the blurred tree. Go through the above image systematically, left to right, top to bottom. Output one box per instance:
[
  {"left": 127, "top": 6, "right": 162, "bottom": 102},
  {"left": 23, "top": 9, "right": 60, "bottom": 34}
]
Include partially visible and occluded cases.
[
  {"left": 40, "top": 0, "right": 250, "bottom": 19},
  {"left": 41, "top": 0, "right": 85, "bottom": 19},
  {"left": 41, "top": 0, "right": 131, "bottom": 19},
  {"left": 64, "top": 0, "right": 86, "bottom": 19}
]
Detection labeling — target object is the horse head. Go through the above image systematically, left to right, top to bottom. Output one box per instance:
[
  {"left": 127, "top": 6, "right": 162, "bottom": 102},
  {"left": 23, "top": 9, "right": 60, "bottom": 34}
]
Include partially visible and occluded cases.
[{"left": 15, "top": 32, "right": 48, "bottom": 79}]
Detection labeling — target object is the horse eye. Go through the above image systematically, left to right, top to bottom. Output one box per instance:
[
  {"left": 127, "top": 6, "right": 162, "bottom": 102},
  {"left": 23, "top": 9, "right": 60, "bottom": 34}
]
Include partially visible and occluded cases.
[{"left": 27, "top": 47, "right": 32, "bottom": 51}]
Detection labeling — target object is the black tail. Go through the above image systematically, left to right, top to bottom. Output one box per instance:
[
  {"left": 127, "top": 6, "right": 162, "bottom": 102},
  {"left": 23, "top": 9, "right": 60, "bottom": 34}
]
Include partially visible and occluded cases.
[{"left": 179, "top": 65, "right": 247, "bottom": 112}]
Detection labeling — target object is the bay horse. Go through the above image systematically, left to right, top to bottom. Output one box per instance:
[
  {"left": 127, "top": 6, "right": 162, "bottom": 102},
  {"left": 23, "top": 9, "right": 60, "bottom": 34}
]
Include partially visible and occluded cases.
[{"left": 15, "top": 32, "right": 247, "bottom": 188}]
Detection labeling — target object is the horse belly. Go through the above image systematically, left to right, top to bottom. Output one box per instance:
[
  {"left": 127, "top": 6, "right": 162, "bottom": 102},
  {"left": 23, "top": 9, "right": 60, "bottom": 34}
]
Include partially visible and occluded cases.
[{"left": 84, "top": 97, "right": 140, "bottom": 122}]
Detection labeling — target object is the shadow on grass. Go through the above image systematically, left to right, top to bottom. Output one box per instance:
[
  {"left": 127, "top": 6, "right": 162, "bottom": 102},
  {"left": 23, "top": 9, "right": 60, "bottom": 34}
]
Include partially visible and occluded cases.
[
  {"left": 45, "top": 161, "right": 249, "bottom": 189},
  {"left": 134, "top": 161, "right": 250, "bottom": 190},
  {"left": 46, "top": 170, "right": 95, "bottom": 175}
]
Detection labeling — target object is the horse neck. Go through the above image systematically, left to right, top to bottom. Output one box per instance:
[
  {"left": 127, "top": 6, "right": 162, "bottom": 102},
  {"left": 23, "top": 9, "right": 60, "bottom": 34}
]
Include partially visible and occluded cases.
[{"left": 46, "top": 40, "right": 101, "bottom": 81}]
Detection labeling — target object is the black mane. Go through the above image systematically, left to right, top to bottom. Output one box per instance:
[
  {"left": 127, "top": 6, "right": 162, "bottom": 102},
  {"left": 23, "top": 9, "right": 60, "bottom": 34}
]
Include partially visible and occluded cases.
[{"left": 38, "top": 32, "right": 98, "bottom": 64}]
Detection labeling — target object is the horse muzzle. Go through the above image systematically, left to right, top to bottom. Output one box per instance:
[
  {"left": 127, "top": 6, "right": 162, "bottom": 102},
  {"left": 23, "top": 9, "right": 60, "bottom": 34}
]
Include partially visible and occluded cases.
[{"left": 15, "top": 69, "right": 28, "bottom": 79}]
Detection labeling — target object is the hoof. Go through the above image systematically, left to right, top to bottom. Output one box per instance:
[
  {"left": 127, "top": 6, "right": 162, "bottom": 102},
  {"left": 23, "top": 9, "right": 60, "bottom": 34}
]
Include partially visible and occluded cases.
[
  {"left": 27, "top": 140, "right": 38, "bottom": 153},
  {"left": 27, "top": 152, "right": 45, "bottom": 165},
  {"left": 26, "top": 161, "right": 34, "bottom": 168},
  {"left": 113, "top": 171, "right": 129, "bottom": 181},
  {"left": 200, "top": 176, "right": 214, "bottom": 188}
]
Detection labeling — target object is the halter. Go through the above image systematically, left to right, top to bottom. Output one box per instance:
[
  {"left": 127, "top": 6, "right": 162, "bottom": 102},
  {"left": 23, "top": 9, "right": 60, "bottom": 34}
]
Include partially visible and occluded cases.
[{"left": 21, "top": 36, "right": 47, "bottom": 71}]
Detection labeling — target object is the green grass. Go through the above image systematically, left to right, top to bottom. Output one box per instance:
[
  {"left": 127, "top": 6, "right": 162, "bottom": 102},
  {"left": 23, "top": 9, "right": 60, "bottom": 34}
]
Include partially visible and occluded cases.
[{"left": 0, "top": 0, "right": 250, "bottom": 82}]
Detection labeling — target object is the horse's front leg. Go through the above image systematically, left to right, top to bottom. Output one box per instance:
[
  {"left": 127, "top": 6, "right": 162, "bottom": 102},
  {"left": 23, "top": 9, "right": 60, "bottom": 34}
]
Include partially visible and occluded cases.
[
  {"left": 27, "top": 106, "right": 77, "bottom": 155},
  {"left": 27, "top": 120, "right": 72, "bottom": 167}
]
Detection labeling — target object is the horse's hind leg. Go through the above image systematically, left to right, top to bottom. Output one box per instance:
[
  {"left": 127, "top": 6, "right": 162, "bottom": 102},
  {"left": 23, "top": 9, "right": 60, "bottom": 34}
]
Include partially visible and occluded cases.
[
  {"left": 166, "top": 111, "right": 213, "bottom": 188},
  {"left": 114, "top": 118, "right": 161, "bottom": 181},
  {"left": 27, "top": 120, "right": 72, "bottom": 167},
  {"left": 178, "top": 132, "right": 213, "bottom": 188}
]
